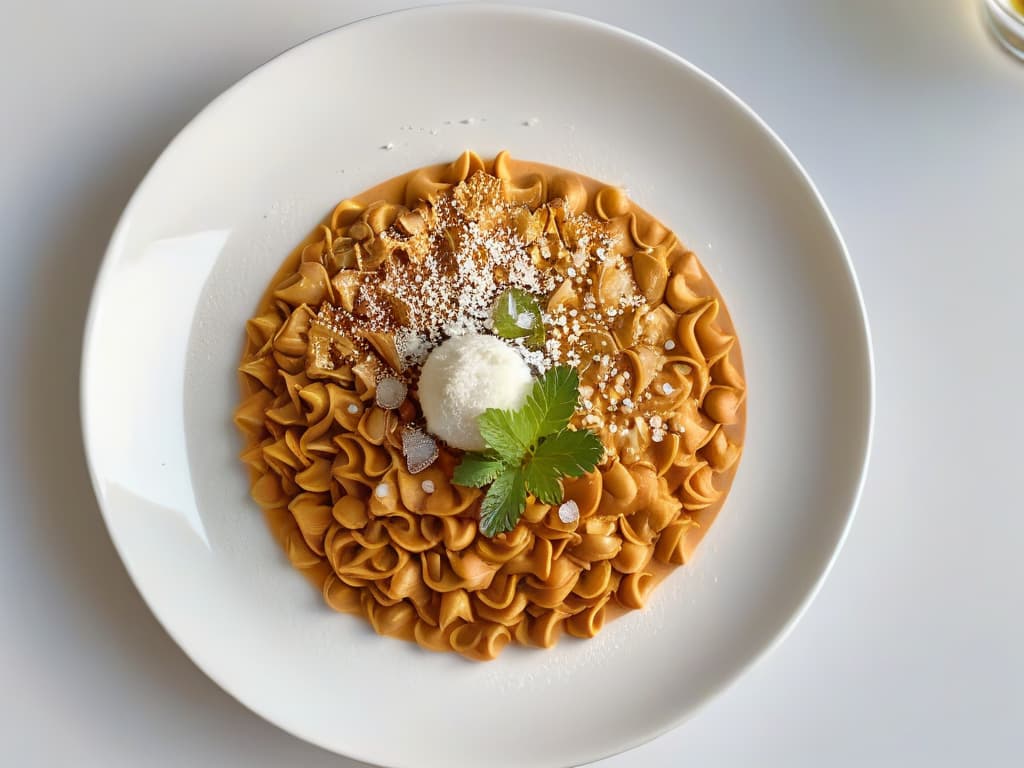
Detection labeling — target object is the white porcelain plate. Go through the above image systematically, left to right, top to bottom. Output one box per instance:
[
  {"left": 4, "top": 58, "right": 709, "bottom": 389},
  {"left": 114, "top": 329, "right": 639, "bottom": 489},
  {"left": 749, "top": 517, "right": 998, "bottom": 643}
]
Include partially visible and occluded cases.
[{"left": 81, "top": 6, "right": 873, "bottom": 767}]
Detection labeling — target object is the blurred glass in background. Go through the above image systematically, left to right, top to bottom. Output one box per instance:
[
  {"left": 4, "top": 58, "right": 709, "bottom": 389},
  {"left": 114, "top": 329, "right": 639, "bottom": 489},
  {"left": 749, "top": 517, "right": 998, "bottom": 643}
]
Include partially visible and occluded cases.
[{"left": 985, "top": 0, "right": 1024, "bottom": 58}]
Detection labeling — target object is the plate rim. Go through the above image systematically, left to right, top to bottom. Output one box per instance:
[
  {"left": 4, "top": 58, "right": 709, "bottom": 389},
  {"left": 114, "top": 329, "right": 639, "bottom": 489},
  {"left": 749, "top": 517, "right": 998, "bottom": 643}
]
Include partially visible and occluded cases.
[{"left": 79, "top": 4, "right": 875, "bottom": 765}]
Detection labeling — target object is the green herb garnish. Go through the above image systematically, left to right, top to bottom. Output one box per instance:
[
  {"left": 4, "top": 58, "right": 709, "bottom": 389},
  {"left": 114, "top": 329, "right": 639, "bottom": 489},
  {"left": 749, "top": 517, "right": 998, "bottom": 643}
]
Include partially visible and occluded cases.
[
  {"left": 492, "top": 287, "right": 545, "bottom": 348},
  {"left": 452, "top": 365, "right": 604, "bottom": 537}
]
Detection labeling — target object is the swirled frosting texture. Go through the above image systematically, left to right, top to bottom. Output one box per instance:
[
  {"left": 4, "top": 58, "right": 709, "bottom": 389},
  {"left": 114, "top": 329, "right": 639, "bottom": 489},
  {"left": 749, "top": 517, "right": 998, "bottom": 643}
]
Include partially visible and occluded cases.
[{"left": 235, "top": 152, "right": 746, "bottom": 660}]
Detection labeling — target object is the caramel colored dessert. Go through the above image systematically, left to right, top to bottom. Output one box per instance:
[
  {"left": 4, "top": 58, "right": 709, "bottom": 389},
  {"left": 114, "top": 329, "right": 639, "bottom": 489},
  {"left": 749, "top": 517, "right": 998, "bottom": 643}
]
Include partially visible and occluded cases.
[{"left": 234, "top": 151, "right": 746, "bottom": 660}]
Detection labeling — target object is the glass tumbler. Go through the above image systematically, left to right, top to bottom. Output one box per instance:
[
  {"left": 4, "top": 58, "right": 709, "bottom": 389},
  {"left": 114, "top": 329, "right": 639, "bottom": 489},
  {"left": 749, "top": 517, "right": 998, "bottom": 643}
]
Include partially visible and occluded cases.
[{"left": 985, "top": 0, "right": 1024, "bottom": 59}]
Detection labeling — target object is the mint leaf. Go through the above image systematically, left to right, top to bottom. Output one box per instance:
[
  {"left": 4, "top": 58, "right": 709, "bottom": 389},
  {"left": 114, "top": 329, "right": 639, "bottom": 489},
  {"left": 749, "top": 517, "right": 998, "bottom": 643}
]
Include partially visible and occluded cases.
[
  {"left": 492, "top": 288, "right": 545, "bottom": 348},
  {"left": 469, "top": 365, "right": 602, "bottom": 538},
  {"left": 523, "top": 365, "right": 580, "bottom": 438},
  {"left": 478, "top": 407, "right": 531, "bottom": 463},
  {"left": 532, "top": 428, "right": 605, "bottom": 478},
  {"left": 452, "top": 453, "right": 506, "bottom": 488},
  {"left": 523, "top": 458, "right": 564, "bottom": 505},
  {"left": 479, "top": 465, "right": 527, "bottom": 536}
]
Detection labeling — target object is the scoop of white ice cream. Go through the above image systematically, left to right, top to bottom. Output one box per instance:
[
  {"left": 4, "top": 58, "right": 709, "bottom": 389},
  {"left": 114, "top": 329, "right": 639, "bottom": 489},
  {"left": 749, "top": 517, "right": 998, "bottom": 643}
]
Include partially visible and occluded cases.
[{"left": 418, "top": 333, "right": 533, "bottom": 451}]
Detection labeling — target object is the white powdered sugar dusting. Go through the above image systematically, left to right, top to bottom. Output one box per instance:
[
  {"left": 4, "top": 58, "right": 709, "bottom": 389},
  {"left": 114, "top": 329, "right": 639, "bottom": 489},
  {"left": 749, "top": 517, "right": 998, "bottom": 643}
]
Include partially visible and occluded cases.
[
  {"left": 315, "top": 173, "right": 620, "bottom": 379},
  {"left": 395, "top": 329, "right": 430, "bottom": 370}
]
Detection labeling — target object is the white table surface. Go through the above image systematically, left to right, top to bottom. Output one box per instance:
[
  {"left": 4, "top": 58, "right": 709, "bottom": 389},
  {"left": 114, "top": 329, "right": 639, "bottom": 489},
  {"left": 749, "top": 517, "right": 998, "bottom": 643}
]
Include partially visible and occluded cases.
[{"left": 2, "top": 1, "right": 1021, "bottom": 765}]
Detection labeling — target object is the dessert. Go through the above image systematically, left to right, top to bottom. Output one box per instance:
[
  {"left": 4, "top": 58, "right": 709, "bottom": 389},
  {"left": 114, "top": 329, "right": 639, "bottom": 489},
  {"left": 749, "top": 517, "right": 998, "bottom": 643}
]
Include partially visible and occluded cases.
[
  {"left": 234, "top": 151, "right": 746, "bottom": 660},
  {"left": 418, "top": 333, "right": 533, "bottom": 451}
]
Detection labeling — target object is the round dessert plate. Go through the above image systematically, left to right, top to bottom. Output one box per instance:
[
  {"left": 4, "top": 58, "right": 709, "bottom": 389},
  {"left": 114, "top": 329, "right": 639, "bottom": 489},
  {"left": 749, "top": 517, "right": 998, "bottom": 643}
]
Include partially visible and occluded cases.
[{"left": 81, "top": 6, "right": 873, "bottom": 767}]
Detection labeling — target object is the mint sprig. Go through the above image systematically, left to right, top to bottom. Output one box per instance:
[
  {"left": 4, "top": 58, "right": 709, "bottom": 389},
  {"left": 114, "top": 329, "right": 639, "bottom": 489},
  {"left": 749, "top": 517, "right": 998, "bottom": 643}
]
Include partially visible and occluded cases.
[
  {"left": 522, "top": 364, "right": 579, "bottom": 436},
  {"left": 454, "top": 365, "right": 604, "bottom": 537},
  {"left": 478, "top": 408, "right": 532, "bottom": 463},
  {"left": 452, "top": 454, "right": 504, "bottom": 487},
  {"left": 479, "top": 466, "right": 527, "bottom": 536}
]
